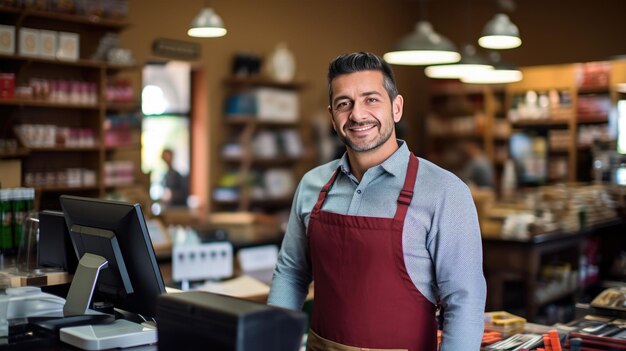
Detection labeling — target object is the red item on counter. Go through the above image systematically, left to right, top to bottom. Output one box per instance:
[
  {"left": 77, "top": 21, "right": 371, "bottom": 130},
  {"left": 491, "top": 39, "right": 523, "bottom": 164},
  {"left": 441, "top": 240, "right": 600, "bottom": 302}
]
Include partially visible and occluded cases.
[
  {"left": 549, "top": 330, "right": 562, "bottom": 351},
  {"left": 543, "top": 334, "right": 552, "bottom": 351}
]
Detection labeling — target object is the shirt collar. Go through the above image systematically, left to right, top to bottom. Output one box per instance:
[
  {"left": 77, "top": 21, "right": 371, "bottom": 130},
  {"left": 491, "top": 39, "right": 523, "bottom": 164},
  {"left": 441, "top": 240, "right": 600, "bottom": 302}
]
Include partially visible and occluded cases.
[{"left": 338, "top": 139, "right": 410, "bottom": 179}]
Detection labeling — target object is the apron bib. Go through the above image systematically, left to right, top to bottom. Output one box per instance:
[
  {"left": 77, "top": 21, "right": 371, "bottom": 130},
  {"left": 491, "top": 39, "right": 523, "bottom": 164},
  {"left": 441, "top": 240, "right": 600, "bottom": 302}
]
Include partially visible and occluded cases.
[{"left": 307, "top": 154, "right": 437, "bottom": 351}]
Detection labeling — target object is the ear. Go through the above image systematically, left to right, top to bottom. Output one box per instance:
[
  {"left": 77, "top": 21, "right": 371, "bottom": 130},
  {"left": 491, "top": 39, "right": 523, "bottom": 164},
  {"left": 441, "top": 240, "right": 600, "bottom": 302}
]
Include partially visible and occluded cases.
[{"left": 392, "top": 94, "right": 404, "bottom": 123}]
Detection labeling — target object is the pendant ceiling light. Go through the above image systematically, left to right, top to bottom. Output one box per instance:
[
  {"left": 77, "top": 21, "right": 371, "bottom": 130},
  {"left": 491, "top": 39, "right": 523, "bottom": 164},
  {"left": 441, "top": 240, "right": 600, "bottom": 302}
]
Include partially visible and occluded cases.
[
  {"left": 187, "top": 5, "right": 227, "bottom": 38},
  {"left": 478, "top": 13, "right": 521, "bottom": 49},
  {"left": 384, "top": 21, "right": 461, "bottom": 66},
  {"left": 425, "top": 45, "right": 493, "bottom": 79},
  {"left": 461, "top": 53, "right": 522, "bottom": 84}
]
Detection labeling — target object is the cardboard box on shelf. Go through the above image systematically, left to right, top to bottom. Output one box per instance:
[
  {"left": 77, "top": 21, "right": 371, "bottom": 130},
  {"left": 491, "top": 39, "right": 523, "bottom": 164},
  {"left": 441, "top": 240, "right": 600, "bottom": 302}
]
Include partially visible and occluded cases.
[
  {"left": 0, "top": 25, "right": 15, "bottom": 55},
  {"left": 18, "top": 28, "right": 39, "bottom": 57},
  {"left": 38, "top": 30, "right": 57, "bottom": 59},
  {"left": 56, "top": 32, "right": 79, "bottom": 61},
  {"left": 254, "top": 88, "right": 299, "bottom": 122},
  {"left": 0, "top": 160, "right": 21, "bottom": 188}
]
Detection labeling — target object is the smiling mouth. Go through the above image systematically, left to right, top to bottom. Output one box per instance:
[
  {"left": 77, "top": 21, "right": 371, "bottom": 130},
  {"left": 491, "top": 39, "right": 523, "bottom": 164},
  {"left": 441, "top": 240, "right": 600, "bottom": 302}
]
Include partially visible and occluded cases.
[{"left": 346, "top": 122, "right": 378, "bottom": 133}]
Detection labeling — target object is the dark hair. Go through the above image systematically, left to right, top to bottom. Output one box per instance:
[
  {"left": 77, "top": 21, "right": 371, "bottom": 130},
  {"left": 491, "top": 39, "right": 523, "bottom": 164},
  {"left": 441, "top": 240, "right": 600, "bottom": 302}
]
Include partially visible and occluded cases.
[{"left": 327, "top": 52, "right": 399, "bottom": 103}]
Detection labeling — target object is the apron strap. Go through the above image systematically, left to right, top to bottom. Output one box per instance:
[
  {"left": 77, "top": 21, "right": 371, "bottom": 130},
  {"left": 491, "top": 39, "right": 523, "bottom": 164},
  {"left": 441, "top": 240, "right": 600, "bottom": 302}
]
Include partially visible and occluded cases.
[
  {"left": 394, "top": 154, "right": 419, "bottom": 223},
  {"left": 311, "top": 167, "right": 341, "bottom": 218}
]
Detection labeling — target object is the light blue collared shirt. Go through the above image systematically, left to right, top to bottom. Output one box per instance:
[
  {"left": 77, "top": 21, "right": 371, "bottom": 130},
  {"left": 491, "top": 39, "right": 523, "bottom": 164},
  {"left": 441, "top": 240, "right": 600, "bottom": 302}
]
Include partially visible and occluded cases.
[{"left": 269, "top": 140, "right": 486, "bottom": 351}]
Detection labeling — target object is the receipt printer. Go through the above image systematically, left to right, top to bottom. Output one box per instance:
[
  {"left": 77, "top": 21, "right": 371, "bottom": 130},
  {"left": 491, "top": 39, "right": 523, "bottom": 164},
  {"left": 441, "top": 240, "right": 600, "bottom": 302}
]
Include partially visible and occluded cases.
[{"left": 156, "top": 291, "right": 307, "bottom": 351}]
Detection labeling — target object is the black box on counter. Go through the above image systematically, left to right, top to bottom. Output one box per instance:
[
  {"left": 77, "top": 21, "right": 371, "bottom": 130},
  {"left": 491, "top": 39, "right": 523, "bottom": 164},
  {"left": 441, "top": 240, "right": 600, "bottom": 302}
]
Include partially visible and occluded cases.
[{"left": 156, "top": 290, "right": 307, "bottom": 351}]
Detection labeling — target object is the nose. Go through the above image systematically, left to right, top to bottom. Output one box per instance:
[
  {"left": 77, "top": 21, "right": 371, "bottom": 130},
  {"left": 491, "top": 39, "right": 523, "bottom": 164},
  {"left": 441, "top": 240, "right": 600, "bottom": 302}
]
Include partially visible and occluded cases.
[{"left": 349, "top": 100, "right": 368, "bottom": 121}]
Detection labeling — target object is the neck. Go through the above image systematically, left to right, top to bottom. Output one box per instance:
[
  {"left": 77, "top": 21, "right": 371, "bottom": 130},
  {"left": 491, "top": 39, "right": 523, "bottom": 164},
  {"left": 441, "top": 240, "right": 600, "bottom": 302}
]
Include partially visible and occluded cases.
[{"left": 346, "top": 139, "right": 399, "bottom": 181}]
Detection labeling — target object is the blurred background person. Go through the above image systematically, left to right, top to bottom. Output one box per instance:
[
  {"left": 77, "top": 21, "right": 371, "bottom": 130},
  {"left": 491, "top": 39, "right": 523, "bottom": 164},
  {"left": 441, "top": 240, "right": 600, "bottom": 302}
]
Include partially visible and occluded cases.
[
  {"left": 460, "top": 140, "right": 495, "bottom": 189},
  {"left": 161, "top": 148, "right": 189, "bottom": 207}
]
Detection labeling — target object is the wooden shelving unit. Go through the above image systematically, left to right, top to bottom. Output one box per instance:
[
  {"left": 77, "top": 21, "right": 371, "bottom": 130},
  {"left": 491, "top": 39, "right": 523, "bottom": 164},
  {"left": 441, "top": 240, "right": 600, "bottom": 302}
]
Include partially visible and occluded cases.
[
  {"left": 0, "top": 6, "right": 142, "bottom": 210},
  {"left": 426, "top": 59, "right": 626, "bottom": 194},
  {"left": 506, "top": 60, "right": 626, "bottom": 184},
  {"left": 213, "top": 77, "right": 308, "bottom": 214},
  {"left": 425, "top": 81, "right": 506, "bottom": 189}
]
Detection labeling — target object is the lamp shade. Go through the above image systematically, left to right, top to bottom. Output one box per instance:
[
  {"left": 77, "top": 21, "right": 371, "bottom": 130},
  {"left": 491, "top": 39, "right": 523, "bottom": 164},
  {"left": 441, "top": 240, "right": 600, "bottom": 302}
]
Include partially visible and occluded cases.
[
  {"left": 187, "top": 7, "right": 227, "bottom": 38},
  {"left": 478, "top": 14, "right": 521, "bottom": 49},
  {"left": 384, "top": 21, "right": 461, "bottom": 66},
  {"left": 425, "top": 45, "right": 494, "bottom": 79},
  {"left": 461, "top": 59, "right": 522, "bottom": 84}
]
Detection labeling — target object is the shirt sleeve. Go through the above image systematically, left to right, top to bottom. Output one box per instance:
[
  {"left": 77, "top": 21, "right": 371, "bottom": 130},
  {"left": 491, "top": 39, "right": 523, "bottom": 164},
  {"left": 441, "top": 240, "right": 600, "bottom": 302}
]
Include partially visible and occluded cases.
[
  {"left": 429, "top": 180, "right": 486, "bottom": 351},
  {"left": 267, "top": 181, "right": 312, "bottom": 310}
]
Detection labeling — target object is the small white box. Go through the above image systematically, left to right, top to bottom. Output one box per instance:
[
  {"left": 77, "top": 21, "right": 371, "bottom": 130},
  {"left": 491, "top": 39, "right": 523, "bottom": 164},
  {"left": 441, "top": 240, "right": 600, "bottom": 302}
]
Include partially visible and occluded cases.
[
  {"left": 0, "top": 25, "right": 15, "bottom": 55},
  {"left": 18, "top": 28, "right": 39, "bottom": 57},
  {"left": 39, "top": 30, "right": 57, "bottom": 59},
  {"left": 56, "top": 32, "right": 79, "bottom": 61},
  {"left": 254, "top": 88, "right": 299, "bottom": 122},
  {"left": 172, "top": 242, "right": 233, "bottom": 282}
]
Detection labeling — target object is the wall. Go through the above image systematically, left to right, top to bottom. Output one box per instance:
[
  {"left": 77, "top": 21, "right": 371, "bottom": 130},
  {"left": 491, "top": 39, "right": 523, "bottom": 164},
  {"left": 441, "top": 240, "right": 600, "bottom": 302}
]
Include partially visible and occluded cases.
[
  {"left": 121, "top": 0, "right": 626, "bottom": 210},
  {"left": 122, "top": 0, "right": 424, "bottom": 210}
]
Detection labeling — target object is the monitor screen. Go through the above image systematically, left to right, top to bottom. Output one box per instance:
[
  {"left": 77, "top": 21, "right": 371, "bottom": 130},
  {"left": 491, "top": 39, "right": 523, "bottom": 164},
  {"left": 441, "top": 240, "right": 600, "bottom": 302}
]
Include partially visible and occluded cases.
[{"left": 60, "top": 195, "right": 166, "bottom": 319}]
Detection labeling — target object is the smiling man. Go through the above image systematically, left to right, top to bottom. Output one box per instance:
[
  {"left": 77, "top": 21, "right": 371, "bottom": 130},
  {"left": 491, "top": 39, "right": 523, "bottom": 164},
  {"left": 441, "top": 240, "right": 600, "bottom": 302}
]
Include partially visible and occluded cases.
[{"left": 268, "top": 52, "right": 486, "bottom": 351}]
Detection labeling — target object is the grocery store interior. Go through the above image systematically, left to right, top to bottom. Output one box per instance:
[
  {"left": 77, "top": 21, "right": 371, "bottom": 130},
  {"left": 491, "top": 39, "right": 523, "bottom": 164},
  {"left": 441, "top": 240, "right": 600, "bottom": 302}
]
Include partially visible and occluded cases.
[{"left": 1, "top": 0, "right": 626, "bottom": 350}]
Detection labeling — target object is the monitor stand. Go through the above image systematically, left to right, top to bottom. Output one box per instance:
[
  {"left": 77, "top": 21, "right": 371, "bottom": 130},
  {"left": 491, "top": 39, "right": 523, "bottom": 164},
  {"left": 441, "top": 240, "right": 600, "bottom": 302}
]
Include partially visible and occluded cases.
[{"left": 30, "top": 253, "right": 115, "bottom": 333}]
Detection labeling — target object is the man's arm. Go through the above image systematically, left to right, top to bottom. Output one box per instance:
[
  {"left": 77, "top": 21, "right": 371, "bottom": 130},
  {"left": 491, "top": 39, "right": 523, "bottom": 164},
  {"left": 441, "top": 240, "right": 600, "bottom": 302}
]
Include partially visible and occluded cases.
[
  {"left": 430, "top": 181, "right": 486, "bottom": 351},
  {"left": 267, "top": 183, "right": 312, "bottom": 310}
]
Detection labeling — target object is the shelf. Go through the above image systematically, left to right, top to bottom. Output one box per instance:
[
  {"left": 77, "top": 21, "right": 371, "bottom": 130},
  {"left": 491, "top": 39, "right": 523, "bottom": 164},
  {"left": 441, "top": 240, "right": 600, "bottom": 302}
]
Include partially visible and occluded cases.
[
  {"left": 0, "top": 7, "right": 130, "bottom": 29},
  {"left": 0, "top": 53, "right": 118, "bottom": 69},
  {"left": 105, "top": 63, "right": 139, "bottom": 72},
  {"left": 223, "top": 76, "right": 307, "bottom": 90},
  {"left": 577, "top": 86, "right": 610, "bottom": 94},
  {"left": 0, "top": 98, "right": 99, "bottom": 109},
  {"left": 105, "top": 101, "right": 141, "bottom": 111},
  {"left": 431, "top": 110, "right": 482, "bottom": 118},
  {"left": 577, "top": 115, "right": 608, "bottom": 124},
  {"left": 224, "top": 116, "right": 299, "bottom": 127},
  {"left": 512, "top": 119, "right": 570, "bottom": 128},
  {"left": 430, "top": 133, "right": 483, "bottom": 140},
  {"left": 105, "top": 144, "right": 141, "bottom": 151},
  {"left": 27, "top": 146, "right": 100, "bottom": 152},
  {"left": 0, "top": 148, "right": 29, "bottom": 158},
  {"left": 105, "top": 182, "right": 139, "bottom": 189},
  {"left": 34, "top": 185, "right": 100, "bottom": 192}
]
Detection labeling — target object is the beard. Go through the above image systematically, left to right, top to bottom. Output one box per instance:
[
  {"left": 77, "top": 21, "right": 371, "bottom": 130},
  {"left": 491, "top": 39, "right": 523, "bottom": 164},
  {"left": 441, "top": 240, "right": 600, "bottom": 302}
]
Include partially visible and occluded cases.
[{"left": 339, "top": 117, "right": 394, "bottom": 153}]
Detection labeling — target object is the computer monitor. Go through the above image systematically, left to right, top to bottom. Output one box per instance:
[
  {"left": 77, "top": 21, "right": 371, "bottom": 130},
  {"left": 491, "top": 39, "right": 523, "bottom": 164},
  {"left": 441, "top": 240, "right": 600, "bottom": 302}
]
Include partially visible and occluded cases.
[
  {"left": 59, "top": 195, "right": 166, "bottom": 319},
  {"left": 38, "top": 210, "right": 78, "bottom": 274}
]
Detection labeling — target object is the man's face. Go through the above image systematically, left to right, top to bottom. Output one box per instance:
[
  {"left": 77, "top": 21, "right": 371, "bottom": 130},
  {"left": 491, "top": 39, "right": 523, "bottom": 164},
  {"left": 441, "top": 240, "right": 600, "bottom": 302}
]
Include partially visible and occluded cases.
[{"left": 328, "top": 70, "right": 403, "bottom": 153}]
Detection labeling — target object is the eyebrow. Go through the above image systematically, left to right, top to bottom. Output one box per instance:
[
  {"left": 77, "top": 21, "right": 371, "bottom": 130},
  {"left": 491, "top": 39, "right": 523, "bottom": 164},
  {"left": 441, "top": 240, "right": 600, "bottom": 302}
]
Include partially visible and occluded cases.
[{"left": 332, "top": 91, "right": 383, "bottom": 106}]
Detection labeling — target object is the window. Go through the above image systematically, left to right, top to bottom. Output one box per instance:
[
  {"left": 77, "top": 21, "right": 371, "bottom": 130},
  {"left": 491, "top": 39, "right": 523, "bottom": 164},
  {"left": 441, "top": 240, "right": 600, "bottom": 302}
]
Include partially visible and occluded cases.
[{"left": 141, "top": 62, "right": 191, "bottom": 208}]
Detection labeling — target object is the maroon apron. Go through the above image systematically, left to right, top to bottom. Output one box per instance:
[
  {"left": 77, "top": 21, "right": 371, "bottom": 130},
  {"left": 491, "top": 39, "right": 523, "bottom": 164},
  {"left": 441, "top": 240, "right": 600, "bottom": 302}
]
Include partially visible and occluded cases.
[{"left": 308, "top": 154, "right": 437, "bottom": 351}]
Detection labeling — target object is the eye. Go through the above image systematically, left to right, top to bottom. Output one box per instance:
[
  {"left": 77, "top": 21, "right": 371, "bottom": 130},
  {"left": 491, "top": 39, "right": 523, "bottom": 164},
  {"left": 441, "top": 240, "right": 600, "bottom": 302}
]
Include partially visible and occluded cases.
[
  {"left": 367, "top": 97, "right": 378, "bottom": 103},
  {"left": 335, "top": 101, "right": 351, "bottom": 111}
]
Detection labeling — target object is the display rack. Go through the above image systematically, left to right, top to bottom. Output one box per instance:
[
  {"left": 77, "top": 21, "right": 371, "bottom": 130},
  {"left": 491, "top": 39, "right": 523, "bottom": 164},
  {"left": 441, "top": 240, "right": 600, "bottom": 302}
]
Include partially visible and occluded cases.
[
  {"left": 0, "top": 6, "right": 142, "bottom": 210},
  {"left": 426, "top": 59, "right": 626, "bottom": 194},
  {"left": 212, "top": 77, "right": 308, "bottom": 214},
  {"left": 425, "top": 81, "right": 507, "bottom": 190}
]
